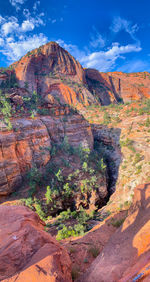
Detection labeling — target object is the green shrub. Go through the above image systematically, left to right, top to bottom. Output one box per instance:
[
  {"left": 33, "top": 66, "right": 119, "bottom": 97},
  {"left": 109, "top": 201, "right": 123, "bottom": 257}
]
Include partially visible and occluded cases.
[
  {"left": 0, "top": 94, "right": 12, "bottom": 129},
  {"left": 82, "top": 161, "right": 88, "bottom": 172},
  {"left": 55, "top": 169, "right": 63, "bottom": 182},
  {"left": 63, "top": 182, "right": 72, "bottom": 197},
  {"left": 45, "top": 186, "right": 53, "bottom": 205},
  {"left": 24, "top": 197, "right": 34, "bottom": 209},
  {"left": 34, "top": 198, "right": 46, "bottom": 221},
  {"left": 56, "top": 223, "right": 85, "bottom": 240}
]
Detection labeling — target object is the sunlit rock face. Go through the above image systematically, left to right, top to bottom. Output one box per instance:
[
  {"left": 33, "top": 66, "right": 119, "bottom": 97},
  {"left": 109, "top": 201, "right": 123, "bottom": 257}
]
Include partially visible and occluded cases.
[
  {"left": 11, "top": 42, "right": 96, "bottom": 107},
  {"left": 80, "top": 183, "right": 150, "bottom": 282},
  {"left": 0, "top": 205, "right": 72, "bottom": 281}
]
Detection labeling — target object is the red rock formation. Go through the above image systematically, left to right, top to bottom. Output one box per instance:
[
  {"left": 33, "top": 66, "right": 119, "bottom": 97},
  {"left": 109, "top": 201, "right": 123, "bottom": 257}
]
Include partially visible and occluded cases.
[
  {"left": 1, "top": 42, "right": 150, "bottom": 107},
  {"left": 9, "top": 42, "right": 96, "bottom": 107},
  {"left": 85, "top": 69, "right": 150, "bottom": 104},
  {"left": 45, "top": 83, "right": 82, "bottom": 106},
  {"left": 0, "top": 114, "right": 93, "bottom": 196},
  {"left": 80, "top": 183, "right": 150, "bottom": 282},
  {"left": 0, "top": 205, "right": 72, "bottom": 281}
]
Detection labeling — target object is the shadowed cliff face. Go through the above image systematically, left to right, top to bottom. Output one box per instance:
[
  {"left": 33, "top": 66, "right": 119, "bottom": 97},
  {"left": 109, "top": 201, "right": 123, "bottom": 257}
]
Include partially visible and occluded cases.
[{"left": 85, "top": 68, "right": 150, "bottom": 104}]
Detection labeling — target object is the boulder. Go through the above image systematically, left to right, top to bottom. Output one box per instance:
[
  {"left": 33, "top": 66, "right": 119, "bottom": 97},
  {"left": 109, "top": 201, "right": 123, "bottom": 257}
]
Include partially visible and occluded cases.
[{"left": 0, "top": 205, "right": 72, "bottom": 281}]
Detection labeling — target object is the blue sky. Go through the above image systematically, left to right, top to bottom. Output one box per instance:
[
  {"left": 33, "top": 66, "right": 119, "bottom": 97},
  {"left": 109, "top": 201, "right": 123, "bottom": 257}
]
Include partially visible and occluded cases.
[{"left": 0, "top": 0, "right": 150, "bottom": 72}]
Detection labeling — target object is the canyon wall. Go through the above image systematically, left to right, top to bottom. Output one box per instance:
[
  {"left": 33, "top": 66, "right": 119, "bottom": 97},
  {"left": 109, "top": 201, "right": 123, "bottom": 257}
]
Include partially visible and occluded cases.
[{"left": 0, "top": 113, "right": 93, "bottom": 196}]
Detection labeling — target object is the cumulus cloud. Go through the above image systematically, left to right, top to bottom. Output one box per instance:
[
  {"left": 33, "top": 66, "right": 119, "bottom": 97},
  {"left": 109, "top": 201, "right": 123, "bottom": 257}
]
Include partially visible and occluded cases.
[
  {"left": 0, "top": 4, "right": 46, "bottom": 62},
  {"left": 0, "top": 12, "right": 45, "bottom": 36},
  {"left": 1, "top": 19, "right": 19, "bottom": 36},
  {"left": 21, "top": 20, "right": 35, "bottom": 32},
  {"left": 2, "top": 33, "right": 48, "bottom": 61},
  {"left": 57, "top": 40, "right": 142, "bottom": 72},
  {"left": 81, "top": 43, "right": 141, "bottom": 71}
]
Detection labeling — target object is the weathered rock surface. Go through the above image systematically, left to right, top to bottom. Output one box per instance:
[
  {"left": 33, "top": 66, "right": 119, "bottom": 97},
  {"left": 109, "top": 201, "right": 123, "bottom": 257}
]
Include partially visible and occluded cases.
[
  {"left": 1, "top": 42, "right": 150, "bottom": 108},
  {"left": 10, "top": 42, "right": 95, "bottom": 107},
  {"left": 85, "top": 68, "right": 150, "bottom": 104},
  {"left": 81, "top": 101, "right": 150, "bottom": 207},
  {"left": 0, "top": 113, "right": 93, "bottom": 196},
  {"left": 80, "top": 183, "right": 150, "bottom": 282},
  {"left": 0, "top": 205, "right": 72, "bottom": 281}
]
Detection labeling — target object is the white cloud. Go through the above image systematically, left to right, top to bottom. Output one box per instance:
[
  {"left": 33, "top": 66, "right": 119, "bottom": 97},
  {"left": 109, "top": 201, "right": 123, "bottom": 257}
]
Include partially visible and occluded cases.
[
  {"left": 9, "top": 0, "right": 26, "bottom": 11},
  {"left": 0, "top": 4, "right": 46, "bottom": 62},
  {"left": 23, "top": 9, "right": 31, "bottom": 18},
  {"left": 0, "top": 14, "right": 44, "bottom": 36},
  {"left": 110, "top": 16, "right": 139, "bottom": 43},
  {"left": 1, "top": 20, "right": 19, "bottom": 35},
  {"left": 21, "top": 20, "right": 35, "bottom": 32},
  {"left": 90, "top": 27, "right": 105, "bottom": 49},
  {"left": 1, "top": 33, "right": 48, "bottom": 61},
  {"left": 6, "top": 36, "right": 14, "bottom": 43},
  {"left": 0, "top": 38, "right": 4, "bottom": 46},
  {"left": 57, "top": 40, "right": 142, "bottom": 72},
  {"left": 81, "top": 43, "right": 141, "bottom": 71}
]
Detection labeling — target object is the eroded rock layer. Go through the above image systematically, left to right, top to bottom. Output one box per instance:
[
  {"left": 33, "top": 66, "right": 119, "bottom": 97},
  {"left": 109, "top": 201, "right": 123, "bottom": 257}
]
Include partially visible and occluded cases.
[
  {"left": 85, "top": 69, "right": 150, "bottom": 104},
  {"left": 0, "top": 114, "right": 93, "bottom": 196}
]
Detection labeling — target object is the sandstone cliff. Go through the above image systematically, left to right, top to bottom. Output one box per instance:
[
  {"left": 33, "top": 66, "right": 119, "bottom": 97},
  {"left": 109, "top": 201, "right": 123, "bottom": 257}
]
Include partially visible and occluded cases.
[
  {"left": 1, "top": 42, "right": 150, "bottom": 111},
  {"left": 11, "top": 42, "right": 95, "bottom": 107},
  {"left": 85, "top": 68, "right": 150, "bottom": 104},
  {"left": 0, "top": 113, "right": 93, "bottom": 196}
]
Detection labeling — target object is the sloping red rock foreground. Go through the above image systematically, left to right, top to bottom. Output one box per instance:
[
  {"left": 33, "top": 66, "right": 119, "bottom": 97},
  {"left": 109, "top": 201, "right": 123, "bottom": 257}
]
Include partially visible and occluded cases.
[
  {"left": 80, "top": 183, "right": 150, "bottom": 282},
  {"left": 0, "top": 205, "right": 72, "bottom": 281}
]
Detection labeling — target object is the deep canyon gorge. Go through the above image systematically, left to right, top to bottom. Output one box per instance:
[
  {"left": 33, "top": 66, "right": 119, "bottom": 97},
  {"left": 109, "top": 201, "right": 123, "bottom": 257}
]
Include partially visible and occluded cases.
[{"left": 0, "top": 41, "right": 150, "bottom": 282}]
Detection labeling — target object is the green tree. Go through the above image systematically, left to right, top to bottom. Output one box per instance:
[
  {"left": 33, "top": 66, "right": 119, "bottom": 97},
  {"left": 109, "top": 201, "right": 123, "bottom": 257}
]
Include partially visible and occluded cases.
[{"left": 0, "top": 93, "right": 12, "bottom": 129}]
